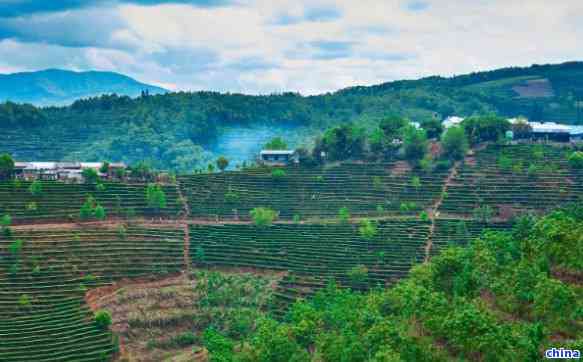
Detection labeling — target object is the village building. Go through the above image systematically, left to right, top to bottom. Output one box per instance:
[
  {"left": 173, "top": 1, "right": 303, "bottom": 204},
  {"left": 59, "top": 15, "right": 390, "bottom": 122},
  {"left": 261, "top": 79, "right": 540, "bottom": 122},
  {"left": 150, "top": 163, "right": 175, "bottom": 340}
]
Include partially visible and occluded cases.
[
  {"left": 258, "top": 150, "right": 299, "bottom": 166},
  {"left": 12, "top": 161, "right": 127, "bottom": 181}
]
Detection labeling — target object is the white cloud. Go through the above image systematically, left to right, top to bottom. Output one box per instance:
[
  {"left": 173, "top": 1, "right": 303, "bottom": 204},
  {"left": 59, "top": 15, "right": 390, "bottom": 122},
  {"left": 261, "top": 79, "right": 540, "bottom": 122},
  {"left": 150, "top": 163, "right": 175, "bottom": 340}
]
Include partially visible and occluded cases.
[{"left": 1, "top": 0, "right": 583, "bottom": 94}]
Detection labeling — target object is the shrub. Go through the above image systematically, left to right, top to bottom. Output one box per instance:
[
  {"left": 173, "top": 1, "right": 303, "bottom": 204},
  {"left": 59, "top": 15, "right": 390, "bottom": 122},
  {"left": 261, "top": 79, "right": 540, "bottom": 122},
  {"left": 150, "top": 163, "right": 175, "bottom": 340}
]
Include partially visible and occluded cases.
[
  {"left": 568, "top": 151, "right": 583, "bottom": 169},
  {"left": 0, "top": 153, "right": 14, "bottom": 180},
  {"left": 497, "top": 155, "right": 513, "bottom": 171},
  {"left": 82, "top": 168, "right": 99, "bottom": 184},
  {"left": 271, "top": 168, "right": 286, "bottom": 180},
  {"left": 315, "top": 175, "right": 324, "bottom": 182},
  {"left": 372, "top": 176, "right": 383, "bottom": 190},
  {"left": 28, "top": 180, "right": 42, "bottom": 196},
  {"left": 96, "top": 183, "right": 106, "bottom": 192},
  {"left": 146, "top": 183, "right": 167, "bottom": 212},
  {"left": 224, "top": 189, "right": 240, "bottom": 203},
  {"left": 79, "top": 196, "right": 95, "bottom": 220},
  {"left": 25, "top": 201, "right": 38, "bottom": 213},
  {"left": 94, "top": 205, "right": 106, "bottom": 220},
  {"left": 473, "top": 205, "right": 494, "bottom": 223},
  {"left": 338, "top": 206, "right": 350, "bottom": 224},
  {"left": 250, "top": 207, "right": 277, "bottom": 228},
  {"left": 420, "top": 211, "right": 429, "bottom": 222},
  {"left": 1, "top": 214, "right": 11, "bottom": 227},
  {"left": 293, "top": 214, "right": 301, "bottom": 223},
  {"left": 359, "top": 219, "right": 378, "bottom": 241},
  {"left": 117, "top": 225, "right": 126, "bottom": 240},
  {"left": 9, "top": 239, "right": 24, "bottom": 255},
  {"left": 194, "top": 246, "right": 206, "bottom": 265},
  {"left": 347, "top": 264, "right": 369, "bottom": 286},
  {"left": 18, "top": 294, "right": 30, "bottom": 308},
  {"left": 94, "top": 310, "right": 112, "bottom": 330},
  {"left": 203, "top": 328, "right": 234, "bottom": 362}
]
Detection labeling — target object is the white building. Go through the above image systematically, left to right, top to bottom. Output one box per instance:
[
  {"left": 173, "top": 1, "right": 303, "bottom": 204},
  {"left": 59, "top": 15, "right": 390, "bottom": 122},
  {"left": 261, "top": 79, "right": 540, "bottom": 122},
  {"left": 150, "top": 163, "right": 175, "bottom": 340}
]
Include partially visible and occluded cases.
[{"left": 442, "top": 116, "right": 465, "bottom": 129}]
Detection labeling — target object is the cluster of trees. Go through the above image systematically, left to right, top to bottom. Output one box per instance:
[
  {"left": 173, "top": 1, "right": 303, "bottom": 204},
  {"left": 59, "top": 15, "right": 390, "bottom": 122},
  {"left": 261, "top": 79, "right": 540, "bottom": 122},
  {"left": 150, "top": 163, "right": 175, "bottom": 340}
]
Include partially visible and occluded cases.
[
  {"left": 3, "top": 62, "right": 582, "bottom": 171},
  {"left": 201, "top": 205, "right": 582, "bottom": 361}
]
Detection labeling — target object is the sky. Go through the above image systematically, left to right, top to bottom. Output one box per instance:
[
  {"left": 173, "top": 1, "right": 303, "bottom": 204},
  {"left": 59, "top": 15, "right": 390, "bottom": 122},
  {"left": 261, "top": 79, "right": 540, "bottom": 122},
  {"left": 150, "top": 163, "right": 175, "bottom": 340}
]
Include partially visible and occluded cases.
[{"left": 0, "top": 0, "right": 582, "bottom": 94}]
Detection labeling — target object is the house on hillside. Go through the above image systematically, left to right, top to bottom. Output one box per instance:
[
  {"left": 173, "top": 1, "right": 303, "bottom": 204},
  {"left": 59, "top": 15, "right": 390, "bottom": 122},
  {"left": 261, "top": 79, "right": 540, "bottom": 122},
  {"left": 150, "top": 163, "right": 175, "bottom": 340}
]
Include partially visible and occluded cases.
[
  {"left": 442, "top": 116, "right": 465, "bottom": 129},
  {"left": 529, "top": 122, "right": 571, "bottom": 142},
  {"left": 258, "top": 150, "right": 299, "bottom": 166},
  {"left": 12, "top": 161, "right": 127, "bottom": 181}
]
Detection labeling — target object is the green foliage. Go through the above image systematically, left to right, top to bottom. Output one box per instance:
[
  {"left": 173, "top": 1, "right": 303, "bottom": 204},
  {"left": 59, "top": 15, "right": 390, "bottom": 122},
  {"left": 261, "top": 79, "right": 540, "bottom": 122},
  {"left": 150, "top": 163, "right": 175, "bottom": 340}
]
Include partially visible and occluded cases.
[
  {"left": 462, "top": 114, "right": 511, "bottom": 145},
  {"left": 421, "top": 118, "right": 443, "bottom": 139},
  {"left": 317, "top": 123, "right": 366, "bottom": 161},
  {"left": 402, "top": 126, "right": 428, "bottom": 166},
  {"left": 441, "top": 126, "right": 468, "bottom": 160},
  {"left": 264, "top": 137, "right": 288, "bottom": 150},
  {"left": 568, "top": 151, "right": 583, "bottom": 169},
  {"left": 0, "top": 153, "right": 14, "bottom": 180},
  {"left": 497, "top": 155, "right": 513, "bottom": 171},
  {"left": 216, "top": 156, "right": 229, "bottom": 172},
  {"left": 99, "top": 161, "right": 110, "bottom": 174},
  {"left": 82, "top": 168, "right": 99, "bottom": 184},
  {"left": 271, "top": 168, "right": 286, "bottom": 180},
  {"left": 372, "top": 175, "right": 383, "bottom": 190},
  {"left": 28, "top": 180, "right": 42, "bottom": 196},
  {"left": 96, "top": 183, "right": 106, "bottom": 192},
  {"left": 146, "top": 183, "right": 167, "bottom": 212},
  {"left": 224, "top": 189, "right": 240, "bottom": 203},
  {"left": 79, "top": 196, "right": 95, "bottom": 220},
  {"left": 94, "top": 205, "right": 106, "bottom": 220},
  {"left": 473, "top": 205, "right": 494, "bottom": 223},
  {"left": 338, "top": 206, "right": 350, "bottom": 224},
  {"left": 249, "top": 207, "right": 277, "bottom": 228},
  {"left": 419, "top": 211, "right": 429, "bottom": 222},
  {"left": 1, "top": 214, "right": 11, "bottom": 227},
  {"left": 292, "top": 214, "right": 301, "bottom": 223},
  {"left": 358, "top": 219, "right": 378, "bottom": 241},
  {"left": 9, "top": 239, "right": 24, "bottom": 255},
  {"left": 18, "top": 294, "right": 30, "bottom": 308},
  {"left": 94, "top": 310, "right": 112, "bottom": 330},
  {"left": 203, "top": 328, "right": 234, "bottom": 362}
]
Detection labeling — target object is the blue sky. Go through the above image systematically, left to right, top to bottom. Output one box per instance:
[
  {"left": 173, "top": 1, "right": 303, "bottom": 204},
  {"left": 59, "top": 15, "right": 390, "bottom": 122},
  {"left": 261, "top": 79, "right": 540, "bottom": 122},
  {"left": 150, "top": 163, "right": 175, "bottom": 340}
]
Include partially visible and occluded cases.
[{"left": 0, "top": 0, "right": 581, "bottom": 94}]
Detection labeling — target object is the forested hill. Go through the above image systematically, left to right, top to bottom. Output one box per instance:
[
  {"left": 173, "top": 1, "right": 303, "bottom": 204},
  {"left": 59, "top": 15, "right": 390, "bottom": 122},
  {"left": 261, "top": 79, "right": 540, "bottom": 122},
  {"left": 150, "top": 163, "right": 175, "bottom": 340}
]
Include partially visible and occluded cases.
[
  {"left": 1, "top": 61, "right": 583, "bottom": 171},
  {"left": 0, "top": 69, "right": 167, "bottom": 106}
]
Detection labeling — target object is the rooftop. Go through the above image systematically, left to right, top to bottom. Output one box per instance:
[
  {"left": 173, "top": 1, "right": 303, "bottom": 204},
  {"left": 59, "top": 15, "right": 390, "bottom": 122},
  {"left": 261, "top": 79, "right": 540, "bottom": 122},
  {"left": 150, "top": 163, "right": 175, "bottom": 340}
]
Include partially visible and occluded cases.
[{"left": 260, "top": 150, "right": 296, "bottom": 155}]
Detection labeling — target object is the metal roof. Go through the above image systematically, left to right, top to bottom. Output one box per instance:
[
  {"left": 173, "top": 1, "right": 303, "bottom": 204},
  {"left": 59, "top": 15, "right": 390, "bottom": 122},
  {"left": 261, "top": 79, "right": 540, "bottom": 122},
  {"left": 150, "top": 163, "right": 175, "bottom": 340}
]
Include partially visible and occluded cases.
[
  {"left": 529, "top": 122, "right": 571, "bottom": 134},
  {"left": 260, "top": 150, "right": 295, "bottom": 155}
]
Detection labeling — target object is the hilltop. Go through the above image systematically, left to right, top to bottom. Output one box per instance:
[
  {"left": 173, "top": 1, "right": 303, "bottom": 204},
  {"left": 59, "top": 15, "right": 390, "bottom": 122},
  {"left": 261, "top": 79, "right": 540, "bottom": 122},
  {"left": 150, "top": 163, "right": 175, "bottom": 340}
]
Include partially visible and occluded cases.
[{"left": 0, "top": 69, "right": 167, "bottom": 106}]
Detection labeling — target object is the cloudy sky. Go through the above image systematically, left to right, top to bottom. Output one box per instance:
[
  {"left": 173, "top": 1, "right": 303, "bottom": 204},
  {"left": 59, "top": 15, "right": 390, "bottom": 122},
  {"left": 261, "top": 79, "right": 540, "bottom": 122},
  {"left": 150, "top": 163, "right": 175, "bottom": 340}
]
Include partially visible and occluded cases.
[{"left": 0, "top": 0, "right": 581, "bottom": 94}]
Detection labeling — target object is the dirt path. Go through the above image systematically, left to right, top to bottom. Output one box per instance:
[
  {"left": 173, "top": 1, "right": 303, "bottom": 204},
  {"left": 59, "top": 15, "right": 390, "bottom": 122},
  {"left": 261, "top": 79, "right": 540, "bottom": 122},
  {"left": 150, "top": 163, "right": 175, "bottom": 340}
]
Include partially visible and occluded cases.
[{"left": 424, "top": 160, "right": 461, "bottom": 262}]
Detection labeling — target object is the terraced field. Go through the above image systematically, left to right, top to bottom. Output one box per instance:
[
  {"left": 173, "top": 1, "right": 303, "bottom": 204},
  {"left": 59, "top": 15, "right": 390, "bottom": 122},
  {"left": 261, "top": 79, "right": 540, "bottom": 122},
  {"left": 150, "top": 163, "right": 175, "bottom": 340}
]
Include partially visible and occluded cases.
[
  {"left": 441, "top": 144, "right": 583, "bottom": 216},
  {"left": 179, "top": 163, "right": 449, "bottom": 220},
  {"left": 0, "top": 181, "right": 182, "bottom": 222},
  {"left": 0, "top": 226, "right": 184, "bottom": 362}
]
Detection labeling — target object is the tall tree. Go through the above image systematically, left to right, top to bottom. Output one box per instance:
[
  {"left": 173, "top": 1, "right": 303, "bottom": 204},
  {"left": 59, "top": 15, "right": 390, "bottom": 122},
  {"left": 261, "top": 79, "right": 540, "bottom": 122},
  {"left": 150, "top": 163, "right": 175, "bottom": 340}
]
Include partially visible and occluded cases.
[{"left": 0, "top": 153, "right": 14, "bottom": 180}]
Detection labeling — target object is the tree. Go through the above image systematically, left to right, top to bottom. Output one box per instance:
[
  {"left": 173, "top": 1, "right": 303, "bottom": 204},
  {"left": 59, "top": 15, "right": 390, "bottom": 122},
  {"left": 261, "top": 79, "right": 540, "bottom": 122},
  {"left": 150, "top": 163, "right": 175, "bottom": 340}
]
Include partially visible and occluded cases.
[
  {"left": 379, "top": 115, "right": 408, "bottom": 139},
  {"left": 462, "top": 115, "right": 510, "bottom": 145},
  {"left": 421, "top": 118, "right": 443, "bottom": 139},
  {"left": 511, "top": 119, "right": 533, "bottom": 139},
  {"left": 319, "top": 124, "right": 366, "bottom": 161},
  {"left": 402, "top": 126, "right": 428, "bottom": 166},
  {"left": 441, "top": 126, "right": 468, "bottom": 160},
  {"left": 264, "top": 137, "right": 288, "bottom": 150},
  {"left": 568, "top": 151, "right": 583, "bottom": 169},
  {"left": 0, "top": 153, "right": 14, "bottom": 180},
  {"left": 216, "top": 156, "right": 229, "bottom": 172},
  {"left": 99, "top": 161, "right": 110, "bottom": 175},
  {"left": 82, "top": 168, "right": 99, "bottom": 184},
  {"left": 28, "top": 180, "right": 42, "bottom": 197},
  {"left": 146, "top": 183, "right": 167, "bottom": 212},
  {"left": 80, "top": 196, "right": 95, "bottom": 220},
  {"left": 94, "top": 205, "right": 106, "bottom": 220},
  {"left": 250, "top": 207, "right": 277, "bottom": 227},
  {"left": 338, "top": 207, "right": 350, "bottom": 224},
  {"left": 358, "top": 219, "right": 378, "bottom": 241},
  {"left": 347, "top": 264, "right": 368, "bottom": 286},
  {"left": 94, "top": 310, "right": 112, "bottom": 330}
]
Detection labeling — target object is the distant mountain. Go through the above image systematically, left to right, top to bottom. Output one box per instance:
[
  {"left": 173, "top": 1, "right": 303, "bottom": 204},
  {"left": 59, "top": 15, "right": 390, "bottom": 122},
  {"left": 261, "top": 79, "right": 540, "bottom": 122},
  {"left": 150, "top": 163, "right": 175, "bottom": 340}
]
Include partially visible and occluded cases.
[{"left": 0, "top": 69, "right": 167, "bottom": 106}]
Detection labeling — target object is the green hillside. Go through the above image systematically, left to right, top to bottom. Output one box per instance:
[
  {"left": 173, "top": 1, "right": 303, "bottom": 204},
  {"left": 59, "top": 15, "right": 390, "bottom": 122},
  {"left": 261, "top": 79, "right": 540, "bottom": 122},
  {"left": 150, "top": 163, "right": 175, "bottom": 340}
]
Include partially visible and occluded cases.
[{"left": 2, "top": 61, "right": 583, "bottom": 171}]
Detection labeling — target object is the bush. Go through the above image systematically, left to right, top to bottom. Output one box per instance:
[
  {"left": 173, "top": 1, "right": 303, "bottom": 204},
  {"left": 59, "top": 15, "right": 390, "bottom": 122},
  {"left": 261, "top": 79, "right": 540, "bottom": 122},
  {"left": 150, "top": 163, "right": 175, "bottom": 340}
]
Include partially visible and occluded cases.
[
  {"left": 264, "top": 137, "right": 288, "bottom": 150},
  {"left": 568, "top": 151, "right": 583, "bottom": 169},
  {"left": 497, "top": 155, "right": 513, "bottom": 171},
  {"left": 82, "top": 168, "right": 99, "bottom": 184},
  {"left": 271, "top": 168, "right": 286, "bottom": 180},
  {"left": 28, "top": 180, "right": 42, "bottom": 196},
  {"left": 96, "top": 183, "right": 106, "bottom": 192},
  {"left": 146, "top": 183, "right": 167, "bottom": 212},
  {"left": 224, "top": 189, "right": 240, "bottom": 203},
  {"left": 79, "top": 196, "right": 95, "bottom": 220},
  {"left": 26, "top": 201, "right": 38, "bottom": 213},
  {"left": 94, "top": 205, "right": 106, "bottom": 220},
  {"left": 473, "top": 205, "right": 494, "bottom": 223},
  {"left": 338, "top": 206, "right": 350, "bottom": 224},
  {"left": 250, "top": 207, "right": 277, "bottom": 228},
  {"left": 420, "top": 211, "right": 429, "bottom": 221},
  {"left": 1, "top": 214, "right": 11, "bottom": 227},
  {"left": 293, "top": 214, "right": 301, "bottom": 223},
  {"left": 359, "top": 219, "right": 378, "bottom": 241},
  {"left": 9, "top": 239, "right": 24, "bottom": 255},
  {"left": 347, "top": 264, "right": 369, "bottom": 286},
  {"left": 94, "top": 310, "right": 112, "bottom": 330}
]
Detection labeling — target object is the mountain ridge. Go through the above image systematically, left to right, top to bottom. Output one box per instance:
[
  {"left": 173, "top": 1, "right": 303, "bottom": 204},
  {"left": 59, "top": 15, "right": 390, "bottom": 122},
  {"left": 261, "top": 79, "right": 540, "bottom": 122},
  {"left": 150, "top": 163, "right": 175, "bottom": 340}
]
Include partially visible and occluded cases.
[{"left": 0, "top": 68, "right": 167, "bottom": 106}]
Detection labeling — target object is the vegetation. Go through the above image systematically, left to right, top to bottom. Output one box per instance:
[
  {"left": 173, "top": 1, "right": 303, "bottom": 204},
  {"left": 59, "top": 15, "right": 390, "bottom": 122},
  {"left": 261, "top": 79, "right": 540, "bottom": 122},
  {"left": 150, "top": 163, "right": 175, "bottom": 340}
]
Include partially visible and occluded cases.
[
  {"left": 441, "top": 126, "right": 468, "bottom": 160},
  {"left": 264, "top": 137, "right": 288, "bottom": 150},
  {"left": 568, "top": 151, "right": 583, "bottom": 169},
  {"left": 0, "top": 153, "right": 14, "bottom": 180},
  {"left": 216, "top": 156, "right": 229, "bottom": 172},
  {"left": 82, "top": 168, "right": 99, "bottom": 184},
  {"left": 146, "top": 183, "right": 167, "bottom": 212},
  {"left": 204, "top": 207, "right": 582, "bottom": 361},
  {"left": 249, "top": 207, "right": 278, "bottom": 227}
]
